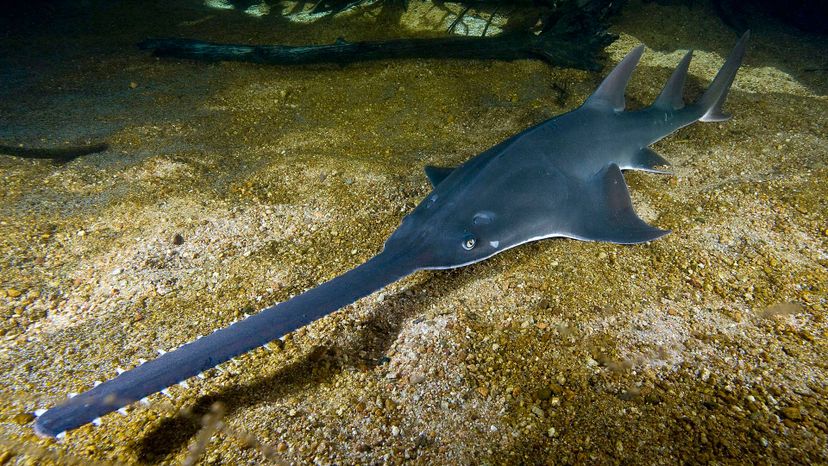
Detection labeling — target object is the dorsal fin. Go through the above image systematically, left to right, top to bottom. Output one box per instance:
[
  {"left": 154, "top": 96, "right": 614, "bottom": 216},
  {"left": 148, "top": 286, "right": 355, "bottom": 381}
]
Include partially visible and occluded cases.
[
  {"left": 584, "top": 45, "right": 645, "bottom": 112},
  {"left": 653, "top": 50, "right": 693, "bottom": 110},
  {"left": 424, "top": 165, "right": 455, "bottom": 187}
]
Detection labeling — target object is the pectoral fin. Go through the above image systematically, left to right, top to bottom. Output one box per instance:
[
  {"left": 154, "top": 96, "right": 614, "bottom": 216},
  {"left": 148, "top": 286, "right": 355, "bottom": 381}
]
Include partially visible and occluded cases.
[
  {"left": 566, "top": 163, "right": 669, "bottom": 244},
  {"left": 424, "top": 165, "right": 455, "bottom": 187}
]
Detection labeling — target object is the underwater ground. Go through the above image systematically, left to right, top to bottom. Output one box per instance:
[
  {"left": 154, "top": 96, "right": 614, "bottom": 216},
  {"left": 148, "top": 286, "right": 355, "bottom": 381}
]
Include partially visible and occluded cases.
[{"left": 0, "top": 0, "right": 826, "bottom": 464}]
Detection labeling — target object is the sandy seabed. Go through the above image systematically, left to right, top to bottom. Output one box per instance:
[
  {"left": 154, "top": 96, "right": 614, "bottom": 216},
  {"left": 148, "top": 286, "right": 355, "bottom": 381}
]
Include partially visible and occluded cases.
[{"left": 0, "top": 1, "right": 826, "bottom": 464}]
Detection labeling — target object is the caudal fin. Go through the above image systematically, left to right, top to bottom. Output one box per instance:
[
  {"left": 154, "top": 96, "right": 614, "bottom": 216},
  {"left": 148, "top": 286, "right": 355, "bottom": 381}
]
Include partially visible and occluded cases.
[{"left": 696, "top": 31, "right": 750, "bottom": 122}]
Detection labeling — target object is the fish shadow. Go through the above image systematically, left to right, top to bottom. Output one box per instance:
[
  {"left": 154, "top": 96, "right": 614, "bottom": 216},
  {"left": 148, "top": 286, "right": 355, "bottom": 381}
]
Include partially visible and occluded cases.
[{"left": 132, "top": 254, "right": 515, "bottom": 462}]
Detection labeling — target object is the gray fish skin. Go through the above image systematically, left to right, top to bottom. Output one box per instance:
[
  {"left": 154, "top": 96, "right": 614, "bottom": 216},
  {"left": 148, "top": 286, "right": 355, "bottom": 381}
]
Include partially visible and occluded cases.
[
  {"left": 401, "top": 31, "right": 748, "bottom": 268},
  {"left": 32, "top": 32, "right": 748, "bottom": 438}
]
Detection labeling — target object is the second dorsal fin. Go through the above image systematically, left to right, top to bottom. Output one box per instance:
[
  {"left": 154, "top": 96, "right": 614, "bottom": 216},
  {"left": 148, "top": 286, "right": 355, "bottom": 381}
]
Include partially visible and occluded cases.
[
  {"left": 584, "top": 45, "right": 645, "bottom": 112},
  {"left": 653, "top": 50, "right": 693, "bottom": 110}
]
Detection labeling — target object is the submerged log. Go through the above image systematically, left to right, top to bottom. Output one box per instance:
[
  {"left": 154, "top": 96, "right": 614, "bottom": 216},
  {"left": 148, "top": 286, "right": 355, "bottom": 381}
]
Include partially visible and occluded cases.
[
  {"left": 139, "top": 28, "right": 614, "bottom": 71},
  {"left": 0, "top": 142, "right": 108, "bottom": 163}
]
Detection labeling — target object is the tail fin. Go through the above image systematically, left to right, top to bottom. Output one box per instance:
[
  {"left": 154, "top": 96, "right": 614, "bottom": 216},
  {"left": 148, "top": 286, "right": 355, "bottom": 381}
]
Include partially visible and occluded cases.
[
  {"left": 696, "top": 31, "right": 750, "bottom": 122},
  {"left": 653, "top": 50, "right": 693, "bottom": 111}
]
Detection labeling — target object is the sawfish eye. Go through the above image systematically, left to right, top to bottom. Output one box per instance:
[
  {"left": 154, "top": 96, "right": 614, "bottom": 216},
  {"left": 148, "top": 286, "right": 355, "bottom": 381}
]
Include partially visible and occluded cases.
[{"left": 462, "top": 235, "right": 477, "bottom": 250}]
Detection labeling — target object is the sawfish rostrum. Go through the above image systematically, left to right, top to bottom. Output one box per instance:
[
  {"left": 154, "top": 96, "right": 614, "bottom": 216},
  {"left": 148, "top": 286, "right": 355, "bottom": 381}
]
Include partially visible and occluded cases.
[{"left": 34, "top": 32, "right": 749, "bottom": 438}]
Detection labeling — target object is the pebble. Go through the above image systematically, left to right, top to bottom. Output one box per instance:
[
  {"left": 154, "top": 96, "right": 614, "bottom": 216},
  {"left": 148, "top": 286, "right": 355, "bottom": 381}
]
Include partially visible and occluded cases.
[
  {"left": 172, "top": 233, "right": 185, "bottom": 245},
  {"left": 6, "top": 289, "right": 21, "bottom": 298},
  {"left": 409, "top": 372, "right": 426, "bottom": 384},
  {"left": 780, "top": 406, "right": 802, "bottom": 421},
  {"left": 11, "top": 412, "right": 34, "bottom": 425},
  {"left": 391, "top": 426, "right": 400, "bottom": 436},
  {"left": 547, "top": 427, "right": 557, "bottom": 437}
]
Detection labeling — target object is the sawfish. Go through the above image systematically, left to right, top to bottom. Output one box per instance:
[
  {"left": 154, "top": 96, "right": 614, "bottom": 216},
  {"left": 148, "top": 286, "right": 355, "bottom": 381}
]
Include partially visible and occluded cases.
[{"left": 33, "top": 32, "right": 748, "bottom": 438}]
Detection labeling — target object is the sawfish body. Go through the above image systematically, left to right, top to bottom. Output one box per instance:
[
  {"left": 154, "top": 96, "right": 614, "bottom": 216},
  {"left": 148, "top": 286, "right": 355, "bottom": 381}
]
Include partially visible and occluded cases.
[{"left": 33, "top": 33, "right": 749, "bottom": 438}]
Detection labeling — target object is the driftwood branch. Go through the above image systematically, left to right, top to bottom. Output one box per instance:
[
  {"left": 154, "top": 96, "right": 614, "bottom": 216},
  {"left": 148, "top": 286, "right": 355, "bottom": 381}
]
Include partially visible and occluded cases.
[
  {"left": 139, "top": 28, "right": 614, "bottom": 71},
  {"left": 0, "top": 142, "right": 108, "bottom": 163}
]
